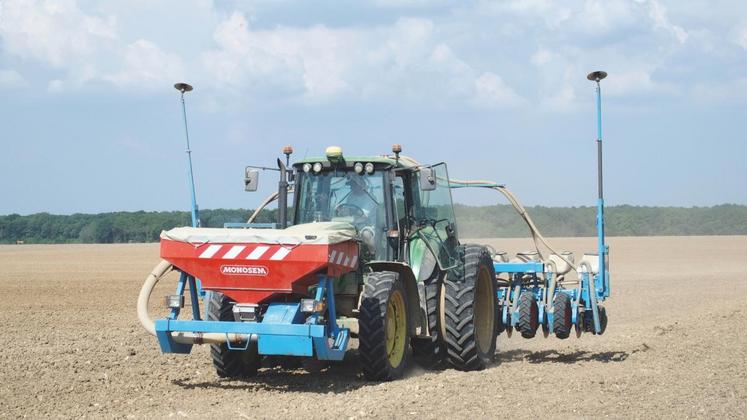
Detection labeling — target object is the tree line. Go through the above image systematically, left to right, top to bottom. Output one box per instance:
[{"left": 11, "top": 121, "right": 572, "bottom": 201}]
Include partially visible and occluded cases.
[{"left": 1, "top": 204, "right": 746, "bottom": 244}]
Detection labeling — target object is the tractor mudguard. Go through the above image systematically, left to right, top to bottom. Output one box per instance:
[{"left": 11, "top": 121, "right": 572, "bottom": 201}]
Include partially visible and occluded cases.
[{"left": 408, "top": 236, "right": 438, "bottom": 282}]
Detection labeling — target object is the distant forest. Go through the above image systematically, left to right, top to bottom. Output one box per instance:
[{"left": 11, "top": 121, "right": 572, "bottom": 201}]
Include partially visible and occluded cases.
[{"left": 1, "top": 204, "right": 746, "bottom": 244}]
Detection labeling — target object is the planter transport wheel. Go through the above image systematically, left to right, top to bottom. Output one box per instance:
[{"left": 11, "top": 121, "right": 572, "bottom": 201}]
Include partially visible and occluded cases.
[{"left": 517, "top": 291, "right": 539, "bottom": 339}]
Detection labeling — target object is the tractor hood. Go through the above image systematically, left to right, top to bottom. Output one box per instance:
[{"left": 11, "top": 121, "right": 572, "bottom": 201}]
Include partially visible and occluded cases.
[{"left": 159, "top": 222, "right": 359, "bottom": 304}]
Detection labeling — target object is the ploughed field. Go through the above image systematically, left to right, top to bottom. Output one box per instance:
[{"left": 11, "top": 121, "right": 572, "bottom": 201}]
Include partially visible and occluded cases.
[{"left": 1, "top": 236, "right": 745, "bottom": 418}]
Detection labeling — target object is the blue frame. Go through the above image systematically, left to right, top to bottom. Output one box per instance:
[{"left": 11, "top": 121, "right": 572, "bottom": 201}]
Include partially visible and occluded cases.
[
  {"left": 493, "top": 259, "right": 608, "bottom": 335},
  {"left": 155, "top": 274, "right": 350, "bottom": 360}
]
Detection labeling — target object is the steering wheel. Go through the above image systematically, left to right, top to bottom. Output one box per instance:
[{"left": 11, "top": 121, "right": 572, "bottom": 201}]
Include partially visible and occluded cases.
[{"left": 334, "top": 203, "right": 366, "bottom": 220}]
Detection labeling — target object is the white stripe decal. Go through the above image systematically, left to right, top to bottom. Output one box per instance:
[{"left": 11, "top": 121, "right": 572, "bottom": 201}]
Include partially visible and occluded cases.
[
  {"left": 199, "top": 244, "right": 223, "bottom": 259},
  {"left": 222, "top": 245, "right": 245, "bottom": 259},
  {"left": 246, "top": 246, "right": 270, "bottom": 260},
  {"left": 270, "top": 247, "right": 291, "bottom": 261},
  {"left": 329, "top": 250, "right": 337, "bottom": 263},
  {"left": 336, "top": 252, "right": 345, "bottom": 265},
  {"left": 350, "top": 255, "right": 358, "bottom": 268},
  {"left": 343, "top": 256, "right": 350, "bottom": 267}
]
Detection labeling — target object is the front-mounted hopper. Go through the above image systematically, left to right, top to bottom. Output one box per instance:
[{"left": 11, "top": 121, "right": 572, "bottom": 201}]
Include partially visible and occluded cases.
[{"left": 140, "top": 222, "right": 358, "bottom": 361}]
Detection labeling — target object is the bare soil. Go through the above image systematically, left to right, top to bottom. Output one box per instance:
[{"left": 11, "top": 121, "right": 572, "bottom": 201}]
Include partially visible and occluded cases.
[{"left": 1, "top": 236, "right": 746, "bottom": 419}]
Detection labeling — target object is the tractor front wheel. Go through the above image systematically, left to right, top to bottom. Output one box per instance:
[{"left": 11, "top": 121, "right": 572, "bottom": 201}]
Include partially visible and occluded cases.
[
  {"left": 358, "top": 271, "right": 410, "bottom": 381},
  {"left": 207, "top": 292, "right": 261, "bottom": 378}
]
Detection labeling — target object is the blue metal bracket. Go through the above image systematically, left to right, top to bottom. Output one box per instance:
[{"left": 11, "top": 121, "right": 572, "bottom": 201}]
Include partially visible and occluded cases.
[
  {"left": 493, "top": 261, "right": 544, "bottom": 274},
  {"left": 168, "top": 272, "right": 188, "bottom": 320},
  {"left": 155, "top": 274, "right": 350, "bottom": 360},
  {"left": 154, "top": 319, "right": 193, "bottom": 354},
  {"left": 225, "top": 334, "right": 252, "bottom": 351}
]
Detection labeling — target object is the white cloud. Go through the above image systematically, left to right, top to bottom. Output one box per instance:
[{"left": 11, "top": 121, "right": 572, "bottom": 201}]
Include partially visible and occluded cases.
[
  {"left": 0, "top": 0, "right": 117, "bottom": 67},
  {"left": 0, "top": 0, "right": 743, "bottom": 109},
  {"left": 0, "top": 0, "right": 188, "bottom": 91},
  {"left": 373, "top": 0, "right": 451, "bottom": 7},
  {"left": 499, "top": 0, "right": 573, "bottom": 28},
  {"left": 643, "top": 0, "right": 688, "bottom": 44},
  {"left": 203, "top": 12, "right": 357, "bottom": 98},
  {"left": 200, "top": 13, "right": 522, "bottom": 106},
  {"left": 735, "top": 25, "right": 747, "bottom": 49},
  {"left": 103, "top": 39, "right": 185, "bottom": 87},
  {"left": 530, "top": 49, "right": 554, "bottom": 66},
  {"left": 0, "top": 69, "right": 27, "bottom": 89},
  {"left": 604, "top": 69, "right": 662, "bottom": 96},
  {"left": 473, "top": 72, "right": 523, "bottom": 108},
  {"left": 691, "top": 77, "right": 747, "bottom": 104},
  {"left": 47, "top": 79, "right": 64, "bottom": 93}
]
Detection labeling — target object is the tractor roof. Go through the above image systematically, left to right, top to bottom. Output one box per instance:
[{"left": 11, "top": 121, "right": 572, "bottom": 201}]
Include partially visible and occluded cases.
[{"left": 294, "top": 155, "right": 419, "bottom": 169}]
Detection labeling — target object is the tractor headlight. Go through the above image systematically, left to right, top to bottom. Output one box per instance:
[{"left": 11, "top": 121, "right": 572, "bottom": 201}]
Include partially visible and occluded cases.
[
  {"left": 313, "top": 162, "right": 323, "bottom": 173},
  {"left": 354, "top": 162, "right": 364, "bottom": 174},
  {"left": 364, "top": 162, "right": 374, "bottom": 174},
  {"left": 302, "top": 163, "right": 312, "bottom": 173},
  {"left": 164, "top": 295, "right": 184, "bottom": 309},
  {"left": 300, "top": 299, "right": 326, "bottom": 314},
  {"left": 232, "top": 303, "right": 259, "bottom": 322}
]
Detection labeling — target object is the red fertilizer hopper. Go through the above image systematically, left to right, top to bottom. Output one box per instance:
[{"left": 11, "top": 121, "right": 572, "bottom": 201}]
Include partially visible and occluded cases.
[{"left": 159, "top": 222, "right": 359, "bottom": 304}]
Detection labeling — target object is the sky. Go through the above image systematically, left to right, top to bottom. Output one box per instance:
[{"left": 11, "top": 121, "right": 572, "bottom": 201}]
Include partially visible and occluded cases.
[{"left": 1, "top": 0, "right": 746, "bottom": 215}]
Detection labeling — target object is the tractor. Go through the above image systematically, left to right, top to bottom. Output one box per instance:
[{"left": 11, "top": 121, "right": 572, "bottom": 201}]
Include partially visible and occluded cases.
[{"left": 138, "top": 145, "right": 499, "bottom": 380}]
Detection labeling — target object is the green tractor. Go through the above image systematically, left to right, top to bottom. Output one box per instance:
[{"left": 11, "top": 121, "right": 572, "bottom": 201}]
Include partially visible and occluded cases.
[
  {"left": 140, "top": 144, "right": 498, "bottom": 382},
  {"left": 248, "top": 145, "right": 498, "bottom": 380}
]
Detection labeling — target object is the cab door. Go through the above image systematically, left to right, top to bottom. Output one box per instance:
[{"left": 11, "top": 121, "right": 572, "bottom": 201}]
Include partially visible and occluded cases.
[{"left": 407, "top": 163, "right": 460, "bottom": 279}]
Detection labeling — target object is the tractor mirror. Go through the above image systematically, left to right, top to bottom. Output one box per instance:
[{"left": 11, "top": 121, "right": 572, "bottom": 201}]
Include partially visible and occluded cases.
[
  {"left": 420, "top": 167, "right": 437, "bottom": 191},
  {"left": 244, "top": 168, "right": 259, "bottom": 191}
]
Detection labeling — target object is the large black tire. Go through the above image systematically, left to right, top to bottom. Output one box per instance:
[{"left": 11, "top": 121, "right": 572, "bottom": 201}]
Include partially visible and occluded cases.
[
  {"left": 443, "top": 245, "right": 497, "bottom": 371},
  {"left": 358, "top": 271, "right": 410, "bottom": 381},
  {"left": 410, "top": 274, "right": 445, "bottom": 369},
  {"left": 517, "top": 291, "right": 539, "bottom": 339},
  {"left": 207, "top": 292, "right": 261, "bottom": 378},
  {"left": 552, "top": 292, "right": 572, "bottom": 339}
]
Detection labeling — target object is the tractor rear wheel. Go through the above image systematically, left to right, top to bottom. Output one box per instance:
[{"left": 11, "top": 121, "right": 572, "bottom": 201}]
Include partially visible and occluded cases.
[
  {"left": 443, "top": 245, "right": 497, "bottom": 371},
  {"left": 358, "top": 271, "right": 410, "bottom": 381},
  {"left": 411, "top": 273, "right": 445, "bottom": 369},
  {"left": 517, "top": 291, "right": 539, "bottom": 338},
  {"left": 207, "top": 292, "right": 261, "bottom": 378},
  {"left": 552, "top": 292, "right": 572, "bottom": 339}
]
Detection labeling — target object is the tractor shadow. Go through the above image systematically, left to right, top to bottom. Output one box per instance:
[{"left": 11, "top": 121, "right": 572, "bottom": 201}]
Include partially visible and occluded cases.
[
  {"left": 496, "top": 344, "right": 649, "bottom": 365},
  {"left": 171, "top": 346, "right": 650, "bottom": 393},
  {"left": 172, "top": 350, "right": 374, "bottom": 394}
]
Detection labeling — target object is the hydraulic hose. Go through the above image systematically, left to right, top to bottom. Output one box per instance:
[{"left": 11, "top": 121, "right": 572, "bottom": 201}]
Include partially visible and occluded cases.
[
  {"left": 394, "top": 154, "right": 577, "bottom": 272},
  {"left": 450, "top": 179, "right": 578, "bottom": 272},
  {"left": 246, "top": 188, "right": 294, "bottom": 224},
  {"left": 137, "top": 260, "right": 247, "bottom": 345}
]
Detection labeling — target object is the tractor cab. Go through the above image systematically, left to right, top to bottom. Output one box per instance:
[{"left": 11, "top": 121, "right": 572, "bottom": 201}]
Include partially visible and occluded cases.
[{"left": 289, "top": 146, "right": 461, "bottom": 278}]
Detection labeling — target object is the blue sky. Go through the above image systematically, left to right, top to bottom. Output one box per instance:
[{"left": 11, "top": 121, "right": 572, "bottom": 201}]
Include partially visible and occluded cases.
[{"left": 1, "top": 0, "right": 746, "bottom": 215}]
